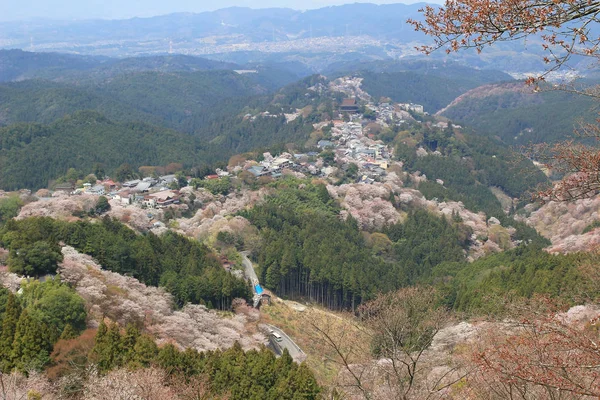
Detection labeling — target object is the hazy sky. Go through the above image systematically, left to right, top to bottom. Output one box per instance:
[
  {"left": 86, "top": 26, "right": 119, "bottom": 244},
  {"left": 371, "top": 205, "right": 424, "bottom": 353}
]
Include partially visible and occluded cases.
[{"left": 2, "top": 0, "right": 442, "bottom": 21}]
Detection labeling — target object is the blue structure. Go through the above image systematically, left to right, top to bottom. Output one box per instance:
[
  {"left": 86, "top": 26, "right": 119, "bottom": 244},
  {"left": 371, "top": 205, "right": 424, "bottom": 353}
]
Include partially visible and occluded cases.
[{"left": 255, "top": 284, "right": 264, "bottom": 295}]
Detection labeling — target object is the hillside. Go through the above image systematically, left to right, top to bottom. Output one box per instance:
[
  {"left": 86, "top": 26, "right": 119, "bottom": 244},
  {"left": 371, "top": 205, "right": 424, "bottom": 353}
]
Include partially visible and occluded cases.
[
  {"left": 0, "top": 49, "right": 104, "bottom": 82},
  {"left": 0, "top": 50, "right": 238, "bottom": 82},
  {"left": 327, "top": 59, "right": 512, "bottom": 81},
  {"left": 355, "top": 62, "right": 513, "bottom": 113},
  {"left": 0, "top": 70, "right": 294, "bottom": 133},
  {"left": 1, "top": 73, "right": 598, "bottom": 397},
  {"left": 0, "top": 74, "right": 334, "bottom": 190},
  {"left": 0, "top": 80, "right": 161, "bottom": 126},
  {"left": 439, "top": 82, "right": 598, "bottom": 144},
  {"left": 0, "top": 111, "right": 206, "bottom": 190}
]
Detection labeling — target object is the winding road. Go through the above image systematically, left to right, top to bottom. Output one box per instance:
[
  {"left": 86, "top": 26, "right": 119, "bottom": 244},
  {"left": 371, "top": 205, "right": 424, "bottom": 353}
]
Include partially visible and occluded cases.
[
  {"left": 240, "top": 251, "right": 306, "bottom": 362},
  {"left": 241, "top": 251, "right": 259, "bottom": 285},
  {"left": 265, "top": 324, "right": 306, "bottom": 362}
]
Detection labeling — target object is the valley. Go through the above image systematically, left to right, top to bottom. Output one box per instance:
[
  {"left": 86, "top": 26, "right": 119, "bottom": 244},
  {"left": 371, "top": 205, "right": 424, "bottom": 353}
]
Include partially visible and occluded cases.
[{"left": 1, "top": 2, "right": 600, "bottom": 397}]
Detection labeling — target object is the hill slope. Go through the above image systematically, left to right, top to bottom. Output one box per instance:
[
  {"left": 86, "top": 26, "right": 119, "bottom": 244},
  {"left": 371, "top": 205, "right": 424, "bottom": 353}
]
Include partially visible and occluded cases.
[
  {"left": 357, "top": 62, "right": 513, "bottom": 113},
  {"left": 439, "top": 82, "right": 598, "bottom": 144},
  {"left": 0, "top": 111, "right": 206, "bottom": 190}
]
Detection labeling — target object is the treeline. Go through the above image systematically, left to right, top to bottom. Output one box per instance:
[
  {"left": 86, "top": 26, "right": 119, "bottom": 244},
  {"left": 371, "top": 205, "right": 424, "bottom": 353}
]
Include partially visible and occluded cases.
[
  {"left": 360, "top": 70, "right": 504, "bottom": 113},
  {"left": 0, "top": 77, "right": 320, "bottom": 190},
  {"left": 441, "top": 85, "right": 597, "bottom": 145},
  {"left": 0, "top": 111, "right": 208, "bottom": 190},
  {"left": 395, "top": 130, "right": 548, "bottom": 244},
  {"left": 242, "top": 182, "right": 472, "bottom": 309},
  {"left": 243, "top": 183, "right": 389, "bottom": 309},
  {"left": 0, "top": 216, "right": 250, "bottom": 309},
  {"left": 432, "top": 245, "right": 593, "bottom": 314},
  {"left": 0, "top": 279, "right": 86, "bottom": 372},
  {"left": 53, "top": 321, "right": 320, "bottom": 400}
]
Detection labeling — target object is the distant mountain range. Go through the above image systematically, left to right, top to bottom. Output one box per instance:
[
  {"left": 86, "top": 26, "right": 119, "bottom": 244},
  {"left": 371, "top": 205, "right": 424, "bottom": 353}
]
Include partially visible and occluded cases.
[
  {"left": 0, "top": 3, "right": 574, "bottom": 74},
  {"left": 0, "top": 4, "right": 426, "bottom": 44}
]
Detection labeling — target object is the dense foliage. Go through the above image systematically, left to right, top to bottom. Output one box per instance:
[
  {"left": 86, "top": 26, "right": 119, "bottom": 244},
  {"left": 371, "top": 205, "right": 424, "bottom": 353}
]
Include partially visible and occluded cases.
[
  {"left": 360, "top": 69, "right": 509, "bottom": 113},
  {"left": 0, "top": 74, "right": 316, "bottom": 190},
  {"left": 441, "top": 85, "right": 597, "bottom": 144},
  {"left": 0, "top": 111, "right": 206, "bottom": 190},
  {"left": 395, "top": 130, "right": 548, "bottom": 246},
  {"left": 243, "top": 181, "right": 472, "bottom": 309},
  {"left": 0, "top": 195, "right": 23, "bottom": 225},
  {"left": 384, "top": 210, "right": 471, "bottom": 285},
  {"left": 0, "top": 217, "right": 250, "bottom": 309},
  {"left": 432, "top": 245, "right": 590, "bottom": 314},
  {"left": 0, "top": 279, "right": 86, "bottom": 373},
  {"left": 54, "top": 321, "right": 320, "bottom": 400}
]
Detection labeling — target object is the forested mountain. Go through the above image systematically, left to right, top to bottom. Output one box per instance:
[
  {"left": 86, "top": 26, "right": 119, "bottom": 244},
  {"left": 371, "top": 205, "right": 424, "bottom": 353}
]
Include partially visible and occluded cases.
[
  {"left": 1, "top": 4, "right": 426, "bottom": 46},
  {"left": 0, "top": 49, "right": 104, "bottom": 82},
  {"left": 0, "top": 50, "right": 235, "bottom": 82},
  {"left": 0, "top": 50, "right": 301, "bottom": 89},
  {"left": 0, "top": 51, "right": 309, "bottom": 135},
  {"left": 327, "top": 59, "right": 512, "bottom": 82},
  {"left": 356, "top": 63, "right": 512, "bottom": 113},
  {"left": 0, "top": 70, "right": 290, "bottom": 135},
  {"left": 0, "top": 80, "right": 161, "bottom": 126},
  {"left": 440, "top": 82, "right": 598, "bottom": 144},
  {"left": 0, "top": 107, "right": 314, "bottom": 190},
  {"left": 0, "top": 112, "right": 206, "bottom": 190},
  {"left": 242, "top": 182, "right": 472, "bottom": 309},
  {"left": 0, "top": 216, "right": 250, "bottom": 309}
]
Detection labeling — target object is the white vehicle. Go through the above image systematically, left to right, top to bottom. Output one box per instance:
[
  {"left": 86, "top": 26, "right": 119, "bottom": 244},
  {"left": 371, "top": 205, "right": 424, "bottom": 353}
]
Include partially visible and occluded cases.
[{"left": 271, "top": 331, "right": 283, "bottom": 342}]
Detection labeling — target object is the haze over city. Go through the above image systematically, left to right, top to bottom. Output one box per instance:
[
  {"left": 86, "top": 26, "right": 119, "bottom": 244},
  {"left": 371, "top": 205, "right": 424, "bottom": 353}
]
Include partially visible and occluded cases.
[{"left": 2, "top": 0, "right": 443, "bottom": 21}]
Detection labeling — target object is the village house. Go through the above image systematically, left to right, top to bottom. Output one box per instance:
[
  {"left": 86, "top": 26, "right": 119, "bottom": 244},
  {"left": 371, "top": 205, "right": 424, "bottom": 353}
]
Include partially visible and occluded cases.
[
  {"left": 340, "top": 98, "right": 360, "bottom": 113},
  {"left": 398, "top": 103, "right": 425, "bottom": 114},
  {"left": 317, "top": 139, "right": 334, "bottom": 149},
  {"left": 247, "top": 165, "right": 269, "bottom": 177},
  {"left": 215, "top": 168, "right": 230, "bottom": 177},
  {"left": 159, "top": 175, "right": 177, "bottom": 186},
  {"left": 102, "top": 179, "right": 118, "bottom": 191},
  {"left": 122, "top": 179, "right": 141, "bottom": 188},
  {"left": 133, "top": 181, "right": 152, "bottom": 193},
  {"left": 54, "top": 183, "right": 75, "bottom": 194},
  {"left": 87, "top": 184, "right": 106, "bottom": 195},
  {"left": 112, "top": 190, "right": 132, "bottom": 205},
  {"left": 147, "top": 190, "right": 180, "bottom": 208},
  {"left": 142, "top": 196, "right": 157, "bottom": 208}
]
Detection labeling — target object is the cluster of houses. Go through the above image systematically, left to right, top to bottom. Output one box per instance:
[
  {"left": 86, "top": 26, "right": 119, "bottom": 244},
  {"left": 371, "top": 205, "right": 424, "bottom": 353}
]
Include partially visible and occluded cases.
[
  {"left": 398, "top": 103, "right": 425, "bottom": 115},
  {"left": 238, "top": 111, "right": 394, "bottom": 184},
  {"left": 328, "top": 119, "right": 391, "bottom": 182},
  {"left": 244, "top": 151, "right": 325, "bottom": 178},
  {"left": 65, "top": 175, "right": 182, "bottom": 209}
]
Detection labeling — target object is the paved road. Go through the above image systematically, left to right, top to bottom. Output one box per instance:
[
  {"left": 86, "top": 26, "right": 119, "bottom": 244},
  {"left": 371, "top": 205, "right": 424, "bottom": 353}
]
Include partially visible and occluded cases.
[
  {"left": 240, "top": 251, "right": 259, "bottom": 287},
  {"left": 240, "top": 252, "right": 306, "bottom": 362},
  {"left": 265, "top": 324, "right": 307, "bottom": 363}
]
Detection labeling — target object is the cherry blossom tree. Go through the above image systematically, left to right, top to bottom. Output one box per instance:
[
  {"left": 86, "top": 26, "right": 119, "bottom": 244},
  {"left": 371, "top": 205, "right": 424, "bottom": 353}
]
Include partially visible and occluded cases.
[
  {"left": 409, "top": 0, "right": 600, "bottom": 83},
  {"left": 410, "top": 0, "right": 600, "bottom": 202},
  {"left": 465, "top": 303, "right": 600, "bottom": 399}
]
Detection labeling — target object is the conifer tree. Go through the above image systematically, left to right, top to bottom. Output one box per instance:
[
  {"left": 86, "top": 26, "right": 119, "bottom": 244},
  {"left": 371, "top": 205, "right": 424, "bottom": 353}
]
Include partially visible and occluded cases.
[
  {"left": 0, "top": 293, "right": 20, "bottom": 372},
  {"left": 11, "top": 309, "right": 52, "bottom": 372},
  {"left": 91, "top": 320, "right": 112, "bottom": 372},
  {"left": 59, "top": 323, "right": 77, "bottom": 340},
  {"left": 121, "top": 324, "right": 140, "bottom": 364},
  {"left": 132, "top": 334, "right": 158, "bottom": 368},
  {"left": 156, "top": 343, "right": 181, "bottom": 374},
  {"left": 288, "top": 363, "right": 320, "bottom": 400}
]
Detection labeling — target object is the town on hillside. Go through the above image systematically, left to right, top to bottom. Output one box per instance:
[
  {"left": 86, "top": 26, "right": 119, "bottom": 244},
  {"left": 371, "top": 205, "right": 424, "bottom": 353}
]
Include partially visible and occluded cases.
[{"left": 45, "top": 77, "right": 460, "bottom": 216}]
